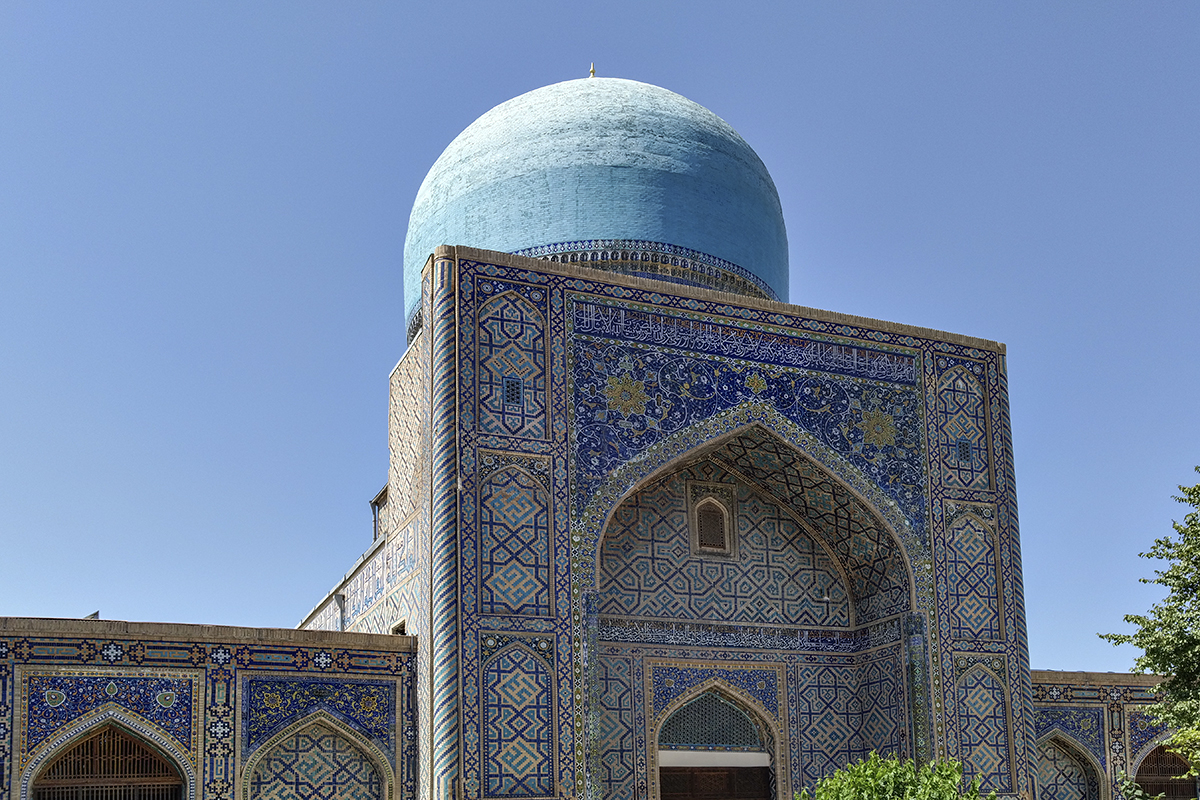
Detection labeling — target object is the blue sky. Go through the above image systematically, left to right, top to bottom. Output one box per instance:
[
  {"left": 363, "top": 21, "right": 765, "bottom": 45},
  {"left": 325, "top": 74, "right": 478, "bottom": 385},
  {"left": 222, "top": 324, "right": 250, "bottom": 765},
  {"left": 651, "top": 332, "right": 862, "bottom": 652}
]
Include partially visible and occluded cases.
[{"left": 1, "top": 2, "right": 1197, "bottom": 673}]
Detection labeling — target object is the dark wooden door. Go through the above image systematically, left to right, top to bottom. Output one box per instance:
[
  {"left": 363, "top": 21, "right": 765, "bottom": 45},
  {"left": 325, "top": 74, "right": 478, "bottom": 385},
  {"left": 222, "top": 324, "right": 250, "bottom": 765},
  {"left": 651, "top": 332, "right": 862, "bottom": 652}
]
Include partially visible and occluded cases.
[{"left": 661, "top": 767, "right": 771, "bottom": 800}]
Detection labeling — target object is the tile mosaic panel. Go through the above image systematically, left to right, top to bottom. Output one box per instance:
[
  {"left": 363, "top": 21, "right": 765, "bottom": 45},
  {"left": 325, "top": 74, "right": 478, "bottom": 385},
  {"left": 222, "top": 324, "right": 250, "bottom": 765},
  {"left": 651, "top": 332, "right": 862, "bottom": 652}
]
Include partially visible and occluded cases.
[
  {"left": 477, "top": 289, "right": 548, "bottom": 440},
  {"left": 569, "top": 297, "right": 926, "bottom": 551},
  {"left": 936, "top": 366, "right": 990, "bottom": 490},
  {"left": 710, "top": 430, "right": 911, "bottom": 624},
  {"left": 600, "top": 462, "right": 850, "bottom": 628},
  {"left": 480, "top": 469, "right": 552, "bottom": 618},
  {"left": 946, "top": 512, "right": 1002, "bottom": 641},
  {"left": 483, "top": 647, "right": 554, "bottom": 798},
  {"left": 597, "top": 656, "right": 635, "bottom": 800},
  {"left": 648, "top": 663, "right": 781, "bottom": 720},
  {"left": 958, "top": 666, "right": 1011, "bottom": 793},
  {"left": 22, "top": 672, "right": 197, "bottom": 759},
  {"left": 242, "top": 677, "right": 395, "bottom": 767},
  {"left": 1034, "top": 707, "right": 1105, "bottom": 770},
  {"left": 1128, "top": 708, "right": 1169, "bottom": 764},
  {"left": 247, "top": 722, "right": 382, "bottom": 800},
  {"left": 1037, "top": 739, "right": 1098, "bottom": 800}
]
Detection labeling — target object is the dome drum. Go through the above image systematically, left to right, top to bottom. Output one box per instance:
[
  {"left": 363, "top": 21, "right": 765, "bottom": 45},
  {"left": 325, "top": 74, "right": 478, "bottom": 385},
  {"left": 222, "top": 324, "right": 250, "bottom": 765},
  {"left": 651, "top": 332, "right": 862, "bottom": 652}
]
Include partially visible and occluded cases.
[{"left": 515, "top": 238, "right": 778, "bottom": 301}]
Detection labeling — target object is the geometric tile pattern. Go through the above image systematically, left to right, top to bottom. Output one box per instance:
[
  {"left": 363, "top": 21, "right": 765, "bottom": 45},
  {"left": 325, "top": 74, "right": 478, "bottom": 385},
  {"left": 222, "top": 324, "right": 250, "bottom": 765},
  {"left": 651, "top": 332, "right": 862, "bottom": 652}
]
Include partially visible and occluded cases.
[
  {"left": 478, "top": 291, "right": 547, "bottom": 439},
  {"left": 570, "top": 305, "right": 926, "bottom": 549},
  {"left": 937, "top": 367, "right": 990, "bottom": 490},
  {"left": 712, "top": 430, "right": 911, "bottom": 624},
  {"left": 600, "top": 462, "right": 850, "bottom": 627},
  {"left": 481, "top": 469, "right": 552, "bottom": 617},
  {"left": 946, "top": 514, "right": 1002, "bottom": 641},
  {"left": 3, "top": 629, "right": 416, "bottom": 800},
  {"left": 484, "top": 647, "right": 554, "bottom": 797},
  {"left": 598, "top": 657, "right": 635, "bottom": 800},
  {"left": 793, "top": 657, "right": 904, "bottom": 791},
  {"left": 857, "top": 658, "right": 904, "bottom": 758},
  {"left": 795, "top": 664, "right": 859, "bottom": 788},
  {"left": 958, "top": 667, "right": 1011, "bottom": 793},
  {"left": 242, "top": 678, "right": 395, "bottom": 767},
  {"left": 1034, "top": 707, "right": 1105, "bottom": 770},
  {"left": 248, "top": 723, "right": 381, "bottom": 800},
  {"left": 1036, "top": 739, "right": 1097, "bottom": 800}
]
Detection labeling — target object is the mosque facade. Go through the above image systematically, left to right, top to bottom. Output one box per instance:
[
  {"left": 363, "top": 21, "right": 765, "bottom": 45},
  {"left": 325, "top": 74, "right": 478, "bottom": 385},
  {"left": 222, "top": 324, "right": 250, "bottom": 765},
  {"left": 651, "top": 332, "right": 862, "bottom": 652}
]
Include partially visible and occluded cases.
[{"left": 0, "top": 78, "right": 1186, "bottom": 800}]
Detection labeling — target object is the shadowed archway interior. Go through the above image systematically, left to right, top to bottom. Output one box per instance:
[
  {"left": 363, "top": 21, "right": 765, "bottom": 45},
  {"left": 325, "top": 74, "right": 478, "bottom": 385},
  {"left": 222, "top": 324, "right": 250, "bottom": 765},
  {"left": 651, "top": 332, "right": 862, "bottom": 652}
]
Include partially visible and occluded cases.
[{"left": 32, "top": 726, "right": 183, "bottom": 800}]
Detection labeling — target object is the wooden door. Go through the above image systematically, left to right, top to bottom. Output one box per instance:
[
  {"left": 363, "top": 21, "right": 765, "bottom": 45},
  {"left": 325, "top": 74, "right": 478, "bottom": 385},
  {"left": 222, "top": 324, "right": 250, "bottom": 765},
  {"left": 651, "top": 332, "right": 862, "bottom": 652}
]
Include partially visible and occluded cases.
[{"left": 660, "top": 766, "right": 771, "bottom": 800}]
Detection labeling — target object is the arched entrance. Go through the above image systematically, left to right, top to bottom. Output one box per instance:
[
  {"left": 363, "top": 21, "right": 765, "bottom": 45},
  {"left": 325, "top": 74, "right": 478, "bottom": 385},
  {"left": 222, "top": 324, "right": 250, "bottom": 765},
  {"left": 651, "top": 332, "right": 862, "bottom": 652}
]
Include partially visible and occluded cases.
[
  {"left": 588, "top": 422, "right": 921, "bottom": 800},
  {"left": 658, "top": 691, "right": 772, "bottom": 800},
  {"left": 31, "top": 725, "right": 183, "bottom": 800},
  {"left": 1136, "top": 745, "right": 1197, "bottom": 800}
]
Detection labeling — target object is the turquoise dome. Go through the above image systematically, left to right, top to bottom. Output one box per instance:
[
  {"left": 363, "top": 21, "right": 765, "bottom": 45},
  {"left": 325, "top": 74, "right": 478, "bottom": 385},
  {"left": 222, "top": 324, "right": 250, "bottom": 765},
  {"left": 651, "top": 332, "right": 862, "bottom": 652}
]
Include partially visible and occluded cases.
[{"left": 403, "top": 77, "right": 788, "bottom": 323}]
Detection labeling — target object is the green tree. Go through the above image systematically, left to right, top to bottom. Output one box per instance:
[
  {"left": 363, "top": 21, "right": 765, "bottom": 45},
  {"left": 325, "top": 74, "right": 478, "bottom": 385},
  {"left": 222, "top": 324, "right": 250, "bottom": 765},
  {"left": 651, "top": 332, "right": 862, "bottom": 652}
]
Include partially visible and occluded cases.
[
  {"left": 1101, "top": 468, "right": 1200, "bottom": 774},
  {"left": 796, "top": 752, "right": 996, "bottom": 800}
]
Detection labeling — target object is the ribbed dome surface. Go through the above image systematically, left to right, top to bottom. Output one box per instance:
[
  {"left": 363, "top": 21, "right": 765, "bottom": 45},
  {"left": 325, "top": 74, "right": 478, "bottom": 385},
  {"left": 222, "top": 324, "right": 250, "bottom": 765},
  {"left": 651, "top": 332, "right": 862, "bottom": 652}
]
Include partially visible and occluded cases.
[{"left": 403, "top": 78, "right": 788, "bottom": 321}]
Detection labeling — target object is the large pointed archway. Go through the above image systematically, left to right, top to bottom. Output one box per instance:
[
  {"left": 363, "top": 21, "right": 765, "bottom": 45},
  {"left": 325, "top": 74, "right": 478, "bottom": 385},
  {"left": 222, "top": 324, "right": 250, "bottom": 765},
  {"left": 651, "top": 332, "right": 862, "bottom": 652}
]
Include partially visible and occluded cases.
[{"left": 581, "top": 418, "right": 924, "bottom": 800}]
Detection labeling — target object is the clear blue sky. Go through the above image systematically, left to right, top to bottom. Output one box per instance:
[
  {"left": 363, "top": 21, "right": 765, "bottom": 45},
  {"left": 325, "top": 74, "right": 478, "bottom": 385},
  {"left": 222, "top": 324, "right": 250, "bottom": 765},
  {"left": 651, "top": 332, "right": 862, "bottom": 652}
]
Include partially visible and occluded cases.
[{"left": 1, "top": 2, "right": 1197, "bottom": 673}]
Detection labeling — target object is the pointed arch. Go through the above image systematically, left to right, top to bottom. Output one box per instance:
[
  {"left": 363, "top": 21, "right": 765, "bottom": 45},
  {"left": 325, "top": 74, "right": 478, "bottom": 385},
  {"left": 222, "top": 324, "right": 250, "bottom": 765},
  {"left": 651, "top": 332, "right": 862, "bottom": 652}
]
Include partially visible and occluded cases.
[
  {"left": 477, "top": 289, "right": 547, "bottom": 439},
  {"left": 936, "top": 366, "right": 991, "bottom": 490},
  {"left": 587, "top": 415, "right": 917, "bottom": 623},
  {"left": 478, "top": 465, "right": 552, "bottom": 617},
  {"left": 481, "top": 642, "right": 555, "bottom": 798},
  {"left": 956, "top": 664, "right": 1012, "bottom": 794},
  {"left": 649, "top": 679, "right": 785, "bottom": 800},
  {"left": 20, "top": 707, "right": 196, "bottom": 800},
  {"left": 239, "top": 709, "right": 394, "bottom": 800},
  {"left": 1130, "top": 729, "right": 1177, "bottom": 776},
  {"left": 1035, "top": 732, "right": 1107, "bottom": 800}
]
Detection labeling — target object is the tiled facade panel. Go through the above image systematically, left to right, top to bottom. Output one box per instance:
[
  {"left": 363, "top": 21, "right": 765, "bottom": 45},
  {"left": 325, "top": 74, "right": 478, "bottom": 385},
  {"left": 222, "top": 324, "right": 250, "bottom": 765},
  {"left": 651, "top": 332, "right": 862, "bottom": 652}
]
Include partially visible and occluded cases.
[
  {"left": 477, "top": 291, "right": 547, "bottom": 439},
  {"left": 936, "top": 366, "right": 990, "bottom": 490},
  {"left": 599, "top": 462, "right": 850, "bottom": 627},
  {"left": 480, "top": 469, "right": 552, "bottom": 618},
  {"left": 947, "top": 514, "right": 1002, "bottom": 641},
  {"left": 0, "top": 623, "right": 416, "bottom": 800},
  {"left": 483, "top": 647, "right": 555, "bottom": 798},
  {"left": 597, "top": 656, "right": 636, "bottom": 800},
  {"left": 958, "top": 667, "right": 1011, "bottom": 793},
  {"left": 1032, "top": 674, "right": 1165, "bottom": 799},
  {"left": 249, "top": 723, "right": 382, "bottom": 800},
  {"left": 1035, "top": 739, "right": 1099, "bottom": 800}
]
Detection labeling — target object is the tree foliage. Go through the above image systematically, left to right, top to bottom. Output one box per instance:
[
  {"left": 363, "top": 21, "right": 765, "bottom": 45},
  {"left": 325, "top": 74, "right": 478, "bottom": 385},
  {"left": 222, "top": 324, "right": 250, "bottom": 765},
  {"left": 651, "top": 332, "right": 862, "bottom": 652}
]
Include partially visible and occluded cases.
[
  {"left": 1101, "top": 468, "right": 1200, "bottom": 773},
  {"left": 796, "top": 752, "right": 996, "bottom": 800}
]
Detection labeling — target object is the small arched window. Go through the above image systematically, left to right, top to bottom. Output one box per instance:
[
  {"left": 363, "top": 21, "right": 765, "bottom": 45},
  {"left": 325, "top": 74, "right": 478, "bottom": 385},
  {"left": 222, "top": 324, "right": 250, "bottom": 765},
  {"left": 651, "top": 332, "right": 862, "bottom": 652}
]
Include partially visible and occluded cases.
[
  {"left": 687, "top": 482, "right": 737, "bottom": 558},
  {"left": 696, "top": 500, "right": 728, "bottom": 552},
  {"left": 33, "top": 726, "right": 183, "bottom": 800}
]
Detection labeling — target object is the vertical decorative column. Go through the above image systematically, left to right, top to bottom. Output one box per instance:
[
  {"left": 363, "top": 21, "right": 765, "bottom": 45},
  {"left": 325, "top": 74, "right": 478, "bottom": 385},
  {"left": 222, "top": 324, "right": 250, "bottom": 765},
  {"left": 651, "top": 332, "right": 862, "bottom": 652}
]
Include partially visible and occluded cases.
[
  {"left": 430, "top": 252, "right": 460, "bottom": 800},
  {"left": 997, "top": 354, "right": 1034, "bottom": 798},
  {"left": 580, "top": 588, "right": 602, "bottom": 800},
  {"left": 903, "top": 611, "right": 933, "bottom": 766}
]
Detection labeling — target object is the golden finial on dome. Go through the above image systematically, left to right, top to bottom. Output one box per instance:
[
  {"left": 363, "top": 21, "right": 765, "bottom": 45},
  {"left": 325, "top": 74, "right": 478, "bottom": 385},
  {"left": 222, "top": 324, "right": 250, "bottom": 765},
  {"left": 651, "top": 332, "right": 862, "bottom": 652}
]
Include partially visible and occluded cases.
[{"left": 589, "top": 63, "right": 595, "bottom": 78}]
